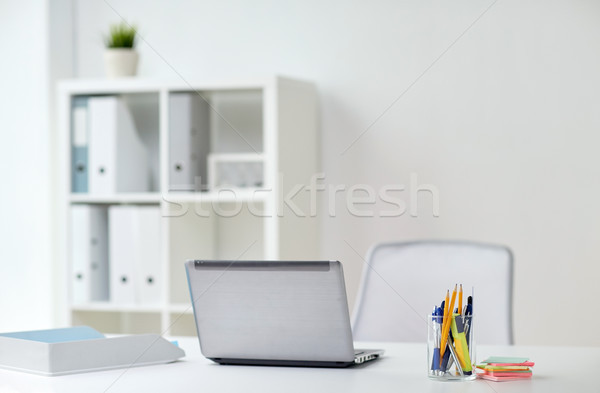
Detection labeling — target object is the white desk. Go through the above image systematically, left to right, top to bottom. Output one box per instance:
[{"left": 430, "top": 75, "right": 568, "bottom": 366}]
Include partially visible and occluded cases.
[{"left": 0, "top": 338, "right": 597, "bottom": 393}]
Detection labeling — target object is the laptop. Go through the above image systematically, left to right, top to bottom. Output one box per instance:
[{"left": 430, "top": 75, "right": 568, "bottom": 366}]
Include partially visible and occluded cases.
[{"left": 185, "top": 260, "right": 383, "bottom": 367}]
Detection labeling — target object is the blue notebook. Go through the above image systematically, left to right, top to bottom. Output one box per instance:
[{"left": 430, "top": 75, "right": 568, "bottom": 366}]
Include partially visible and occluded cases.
[{"left": 0, "top": 326, "right": 104, "bottom": 343}]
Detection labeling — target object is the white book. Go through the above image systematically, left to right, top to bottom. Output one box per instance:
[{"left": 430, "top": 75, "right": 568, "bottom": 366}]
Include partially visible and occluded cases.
[
  {"left": 169, "top": 93, "right": 210, "bottom": 191},
  {"left": 88, "top": 96, "right": 149, "bottom": 194},
  {"left": 70, "top": 205, "right": 109, "bottom": 304},
  {"left": 109, "top": 205, "right": 161, "bottom": 305}
]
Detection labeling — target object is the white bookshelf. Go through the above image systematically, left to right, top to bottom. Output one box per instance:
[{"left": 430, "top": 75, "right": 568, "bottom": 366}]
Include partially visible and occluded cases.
[{"left": 58, "top": 76, "right": 319, "bottom": 336}]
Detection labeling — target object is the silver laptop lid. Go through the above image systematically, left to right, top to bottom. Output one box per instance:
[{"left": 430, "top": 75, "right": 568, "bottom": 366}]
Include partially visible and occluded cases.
[{"left": 185, "top": 260, "right": 355, "bottom": 362}]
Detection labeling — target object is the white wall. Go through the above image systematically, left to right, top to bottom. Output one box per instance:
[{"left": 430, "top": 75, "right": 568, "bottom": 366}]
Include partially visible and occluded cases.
[
  {"left": 70, "top": 0, "right": 600, "bottom": 345},
  {"left": 0, "top": 1, "right": 53, "bottom": 331}
]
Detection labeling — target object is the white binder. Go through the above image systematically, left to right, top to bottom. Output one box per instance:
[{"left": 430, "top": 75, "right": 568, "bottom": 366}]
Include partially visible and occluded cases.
[
  {"left": 169, "top": 93, "right": 210, "bottom": 191},
  {"left": 88, "top": 96, "right": 149, "bottom": 194},
  {"left": 71, "top": 97, "right": 89, "bottom": 193},
  {"left": 70, "top": 205, "right": 109, "bottom": 304},
  {"left": 109, "top": 205, "right": 161, "bottom": 305},
  {"left": 108, "top": 206, "right": 137, "bottom": 304},
  {"left": 135, "top": 206, "right": 162, "bottom": 304}
]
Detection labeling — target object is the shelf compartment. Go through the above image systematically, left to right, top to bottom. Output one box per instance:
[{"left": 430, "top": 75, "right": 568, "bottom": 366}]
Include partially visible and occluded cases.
[
  {"left": 167, "top": 89, "right": 263, "bottom": 192},
  {"left": 208, "top": 89, "right": 263, "bottom": 154},
  {"left": 70, "top": 92, "right": 160, "bottom": 195},
  {"left": 71, "top": 310, "right": 162, "bottom": 335},
  {"left": 168, "top": 313, "right": 197, "bottom": 337}
]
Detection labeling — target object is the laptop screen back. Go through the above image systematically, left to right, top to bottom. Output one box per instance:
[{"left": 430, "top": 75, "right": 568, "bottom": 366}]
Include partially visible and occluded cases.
[{"left": 185, "top": 260, "right": 355, "bottom": 362}]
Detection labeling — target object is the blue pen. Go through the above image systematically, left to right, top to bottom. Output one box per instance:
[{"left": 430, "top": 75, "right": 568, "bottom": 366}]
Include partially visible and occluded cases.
[
  {"left": 439, "top": 301, "right": 452, "bottom": 372},
  {"left": 464, "top": 303, "right": 473, "bottom": 346},
  {"left": 430, "top": 307, "right": 442, "bottom": 374}
]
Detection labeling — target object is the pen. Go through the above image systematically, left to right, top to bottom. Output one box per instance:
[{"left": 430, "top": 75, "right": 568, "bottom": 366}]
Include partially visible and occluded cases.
[
  {"left": 458, "top": 284, "right": 463, "bottom": 316},
  {"left": 439, "top": 285, "right": 457, "bottom": 363},
  {"left": 469, "top": 290, "right": 473, "bottom": 318},
  {"left": 467, "top": 294, "right": 473, "bottom": 346},
  {"left": 464, "top": 303, "right": 473, "bottom": 346},
  {"left": 430, "top": 307, "right": 441, "bottom": 374}
]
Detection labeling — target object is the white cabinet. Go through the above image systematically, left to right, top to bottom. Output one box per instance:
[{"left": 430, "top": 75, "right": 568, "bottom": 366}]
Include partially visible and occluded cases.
[{"left": 58, "top": 77, "right": 319, "bottom": 335}]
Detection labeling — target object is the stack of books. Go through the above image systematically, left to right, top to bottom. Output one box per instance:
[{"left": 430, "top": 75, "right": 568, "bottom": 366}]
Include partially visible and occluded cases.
[{"left": 476, "top": 357, "right": 534, "bottom": 381}]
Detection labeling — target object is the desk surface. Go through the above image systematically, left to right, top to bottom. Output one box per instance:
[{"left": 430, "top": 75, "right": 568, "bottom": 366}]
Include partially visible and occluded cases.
[{"left": 1, "top": 338, "right": 598, "bottom": 393}]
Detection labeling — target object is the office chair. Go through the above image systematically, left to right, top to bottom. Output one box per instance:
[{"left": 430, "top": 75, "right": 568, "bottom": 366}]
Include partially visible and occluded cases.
[{"left": 351, "top": 240, "right": 514, "bottom": 345}]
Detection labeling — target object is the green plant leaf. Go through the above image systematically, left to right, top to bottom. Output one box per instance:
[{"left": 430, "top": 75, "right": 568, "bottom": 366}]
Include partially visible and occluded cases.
[{"left": 105, "top": 22, "right": 137, "bottom": 49}]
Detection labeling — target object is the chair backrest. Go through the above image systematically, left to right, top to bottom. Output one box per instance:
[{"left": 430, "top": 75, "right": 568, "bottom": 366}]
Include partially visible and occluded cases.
[{"left": 351, "top": 240, "right": 513, "bottom": 345}]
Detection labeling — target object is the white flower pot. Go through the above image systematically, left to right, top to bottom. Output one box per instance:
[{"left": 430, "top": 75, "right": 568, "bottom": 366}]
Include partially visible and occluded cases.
[{"left": 104, "top": 49, "right": 139, "bottom": 78}]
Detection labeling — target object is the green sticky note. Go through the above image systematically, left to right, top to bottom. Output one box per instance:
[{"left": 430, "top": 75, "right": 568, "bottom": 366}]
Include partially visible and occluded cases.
[{"left": 482, "top": 356, "right": 529, "bottom": 364}]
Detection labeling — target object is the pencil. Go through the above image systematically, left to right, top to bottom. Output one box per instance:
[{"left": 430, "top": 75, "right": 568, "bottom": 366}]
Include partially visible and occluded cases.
[
  {"left": 440, "top": 284, "right": 458, "bottom": 362},
  {"left": 458, "top": 284, "right": 463, "bottom": 315},
  {"left": 442, "top": 290, "right": 449, "bottom": 335},
  {"left": 438, "top": 291, "right": 449, "bottom": 367}
]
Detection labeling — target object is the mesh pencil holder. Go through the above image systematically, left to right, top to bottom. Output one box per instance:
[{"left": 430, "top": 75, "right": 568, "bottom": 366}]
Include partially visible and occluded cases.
[{"left": 427, "top": 313, "right": 476, "bottom": 381}]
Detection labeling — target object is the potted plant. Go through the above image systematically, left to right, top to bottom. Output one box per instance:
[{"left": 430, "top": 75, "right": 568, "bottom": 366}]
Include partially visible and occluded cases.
[{"left": 104, "top": 22, "right": 138, "bottom": 78}]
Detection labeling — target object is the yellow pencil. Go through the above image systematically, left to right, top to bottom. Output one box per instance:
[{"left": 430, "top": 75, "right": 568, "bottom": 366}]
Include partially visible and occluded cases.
[
  {"left": 440, "top": 284, "right": 458, "bottom": 362},
  {"left": 458, "top": 284, "right": 463, "bottom": 315},
  {"left": 439, "top": 290, "right": 449, "bottom": 367},
  {"left": 442, "top": 290, "right": 449, "bottom": 332}
]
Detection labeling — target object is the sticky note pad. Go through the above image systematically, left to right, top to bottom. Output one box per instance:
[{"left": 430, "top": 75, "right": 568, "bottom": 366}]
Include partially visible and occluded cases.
[
  {"left": 482, "top": 356, "right": 529, "bottom": 364},
  {"left": 478, "top": 365, "right": 530, "bottom": 371},
  {"left": 486, "top": 370, "right": 532, "bottom": 377},
  {"left": 478, "top": 374, "right": 532, "bottom": 382}
]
